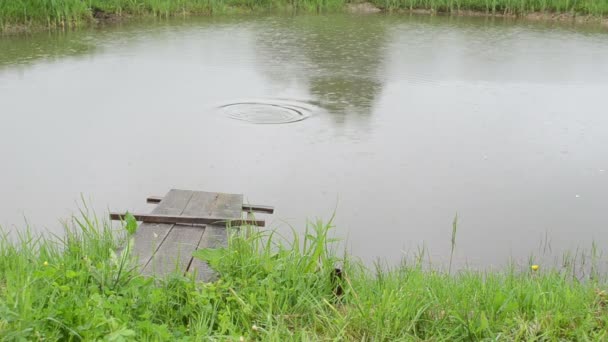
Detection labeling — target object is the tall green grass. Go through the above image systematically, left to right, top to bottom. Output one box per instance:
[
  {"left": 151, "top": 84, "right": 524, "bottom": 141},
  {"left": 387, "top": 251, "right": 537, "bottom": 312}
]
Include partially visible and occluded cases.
[
  {"left": 0, "top": 0, "right": 346, "bottom": 31},
  {"left": 2, "top": 0, "right": 607, "bottom": 32},
  {"left": 374, "top": 0, "right": 608, "bottom": 16},
  {"left": 1, "top": 211, "right": 607, "bottom": 339}
]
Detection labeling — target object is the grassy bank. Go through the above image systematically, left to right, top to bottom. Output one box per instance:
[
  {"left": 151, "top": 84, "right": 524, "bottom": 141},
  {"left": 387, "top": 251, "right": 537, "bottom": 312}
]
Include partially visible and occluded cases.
[
  {"left": 0, "top": 0, "right": 341, "bottom": 31},
  {"left": 1, "top": 0, "right": 608, "bottom": 32},
  {"left": 372, "top": 0, "right": 608, "bottom": 17},
  {"left": 1, "top": 212, "right": 607, "bottom": 340}
]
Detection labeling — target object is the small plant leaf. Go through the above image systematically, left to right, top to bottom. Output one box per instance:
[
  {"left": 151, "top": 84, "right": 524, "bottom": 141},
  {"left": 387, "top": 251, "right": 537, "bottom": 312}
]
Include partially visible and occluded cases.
[
  {"left": 124, "top": 212, "right": 138, "bottom": 235},
  {"left": 192, "top": 248, "right": 226, "bottom": 268},
  {"left": 480, "top": 311, "right": 489, "bottom": 331}
]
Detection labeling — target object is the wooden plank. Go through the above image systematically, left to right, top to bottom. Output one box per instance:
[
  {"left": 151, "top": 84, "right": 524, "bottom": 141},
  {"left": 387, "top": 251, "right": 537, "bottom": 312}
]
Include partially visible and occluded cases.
[
  {"left": 131, "top": 189, "right": 194, "bottom": 273},
  {"left": 128, "top": 190, "right": 258, "bottom": 281},
  {"left": 141, "top": 191, "right": 245, "bottom": 281},
  {"left": 142, "top": 191, "right": 218, "bottom": 277},
  {"left": 178, "top": 191, "right": 221, "bottom": 280},
  {"left": 182, "top": 191, "right": 221, "bottom": 217},
  {"left": 188, "top": 192, "right": 244, "bottom": 281},
  {"left": 212, "top": 193, "right": 245, "bottom": 218},
  {"left": 146, "top": 196, "right": 164, "bottom": 204},
  {"left": 147, "top": 196, "right": 274, "bottom": 214},
  {"left": 242, "top": 204, "right": 274, "bottom": 214},
  {"left": 110, "top": 212, "right": 264, "bottom": 227},
  {"left": 142, "top": 224, "right": 205, "bottom": 276},
  {"left": 191, "top": 225, "right": 228, "bottom": 282}
]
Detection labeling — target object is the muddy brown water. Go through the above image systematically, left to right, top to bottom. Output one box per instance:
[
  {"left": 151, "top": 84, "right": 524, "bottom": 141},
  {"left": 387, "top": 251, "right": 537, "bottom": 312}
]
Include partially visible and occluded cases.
[{"left": 1, "top": 15, "right": 608, "bottom": 268}]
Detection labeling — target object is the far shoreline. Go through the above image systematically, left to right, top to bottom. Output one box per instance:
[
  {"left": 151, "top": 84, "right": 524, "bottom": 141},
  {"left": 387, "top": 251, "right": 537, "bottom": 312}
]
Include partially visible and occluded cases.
[{"left": 2, "top": 3, "right": 608, "bottom": 35}]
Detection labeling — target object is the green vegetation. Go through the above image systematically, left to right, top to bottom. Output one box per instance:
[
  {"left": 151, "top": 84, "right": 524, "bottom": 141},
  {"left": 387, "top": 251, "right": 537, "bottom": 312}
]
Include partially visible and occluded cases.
[
  {"left": 0, "top": 0, "right": 342, "bottom": 31},
  {"left": 1, "top": 0, "right": 608, "bottom": 32},
  {"left": 373, "top": 0, "right": 608, "bottom": 16},
  {"left": 1, "top": 210, "right": 607, "bottom": 340}
]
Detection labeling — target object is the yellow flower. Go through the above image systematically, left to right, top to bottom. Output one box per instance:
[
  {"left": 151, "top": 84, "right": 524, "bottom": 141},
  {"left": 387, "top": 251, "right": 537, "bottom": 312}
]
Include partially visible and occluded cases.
[
  {"left": 43, "top": 261, "right": 49, "bottom": 266},
  {"left": 531, "top": 264, "right": 539, "bottom": 271},
  {"left": 252, "top": 325, "right": 259, "bottom": 332}
]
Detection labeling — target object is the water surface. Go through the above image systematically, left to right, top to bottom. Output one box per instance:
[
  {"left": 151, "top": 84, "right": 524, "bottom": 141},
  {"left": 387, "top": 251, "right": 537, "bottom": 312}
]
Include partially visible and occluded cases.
[{"left": 1, "top": 15, "right": 608, "bottom": 268}]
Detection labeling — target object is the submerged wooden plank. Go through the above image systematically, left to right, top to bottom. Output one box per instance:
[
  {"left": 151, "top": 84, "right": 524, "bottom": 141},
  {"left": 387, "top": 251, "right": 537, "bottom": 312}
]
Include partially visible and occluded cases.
[
  {"left": 131, "top": 189, "right": 193, "bottom": 273},
  {"left": 188, "top": 192, "right": 244, "bottom": 281},
  {"left": 147, "top": 196, "right": 274, "bottom": 214},
  {"left": 110, "top": 212, "right": 265, "bottom": 227}
]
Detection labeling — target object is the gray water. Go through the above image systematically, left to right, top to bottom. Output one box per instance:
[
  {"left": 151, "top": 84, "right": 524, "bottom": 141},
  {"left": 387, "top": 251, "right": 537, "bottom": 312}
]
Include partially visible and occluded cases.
[{"left": 1, "top": 15, "right": 608, "bottom": 268}]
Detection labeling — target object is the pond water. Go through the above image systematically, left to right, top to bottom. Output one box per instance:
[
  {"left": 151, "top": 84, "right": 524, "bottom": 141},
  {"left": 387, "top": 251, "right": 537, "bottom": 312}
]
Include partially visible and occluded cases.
[{"left": 1, "top": 14, "right": 608, "bottom": 268}]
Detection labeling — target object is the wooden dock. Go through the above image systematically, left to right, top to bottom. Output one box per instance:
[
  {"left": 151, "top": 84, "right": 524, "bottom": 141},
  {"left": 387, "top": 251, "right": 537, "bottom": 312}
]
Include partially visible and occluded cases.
[{"left": 110, "top": 189, "right": 273, "bottom": 282}]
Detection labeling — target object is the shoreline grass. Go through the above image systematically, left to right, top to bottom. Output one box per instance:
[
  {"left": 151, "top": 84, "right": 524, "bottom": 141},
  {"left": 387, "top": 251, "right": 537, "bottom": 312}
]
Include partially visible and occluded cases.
[
  {"left": 2, "top": 0, "right": 608, "bottom": 33},
  {"left": 373, "top": 0, "right": 608, "bottom": 17},
  {"left": 1, "top": 212, "right": 607, "bottom": 340}
]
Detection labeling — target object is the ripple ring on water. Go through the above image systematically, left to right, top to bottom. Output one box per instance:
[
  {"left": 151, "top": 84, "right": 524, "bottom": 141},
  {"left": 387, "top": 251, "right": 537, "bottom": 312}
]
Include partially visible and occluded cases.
[{"left": 217, "top": 99, "right": 316, "bottom": 124}]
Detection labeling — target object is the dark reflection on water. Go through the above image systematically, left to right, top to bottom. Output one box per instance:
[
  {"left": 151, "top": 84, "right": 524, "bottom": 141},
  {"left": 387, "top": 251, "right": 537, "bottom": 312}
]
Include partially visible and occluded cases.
[
  {"left": 1, "top": 14, "right": 608, "bottom": 268},
  {"left": 252, "top": 16, "right": 388, "bottom": 127},
  {"left": 290, "top": 16, "right": 385, "bottom": 119},
  {"left": 0, "top": 31, "right": 97, "bottom": 68}
]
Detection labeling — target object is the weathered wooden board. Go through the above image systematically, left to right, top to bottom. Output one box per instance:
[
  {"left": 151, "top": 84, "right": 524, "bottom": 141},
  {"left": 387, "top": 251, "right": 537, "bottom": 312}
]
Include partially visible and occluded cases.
[
  {"left": 125, "top": 189, "right": 264, "bottom": 282},
  {"left": 131, "top": 189, "right": 194, "bottom": 274},
  {"left": 131, "top": 190, "right": 244, "bottom": 282},
  {"left": 141, "top": 190, "right": 215, "bottom": 277},
  {"left": 182, "top": 191, "right": 218, "bottom": 216},
  {"left": 187, "top": 192, "right": 243, "bottom": 281},
  {"left": 213, "top": 193, "right": 245, "bottom": 218},
  {"left": 146, "top": 196, "right": 274, "bottom": 214},
  {"left": 241, "top": 204, "right": 274, "bottom": 214},
  {"left": 110, "top": 213, "right": 264, "bottom": 227},
  {"left": 143, "top": 224, "right": 205, "bottom": 276},
  {"left": 191, "top": 226, "right": 228, "bottom": 282}
]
